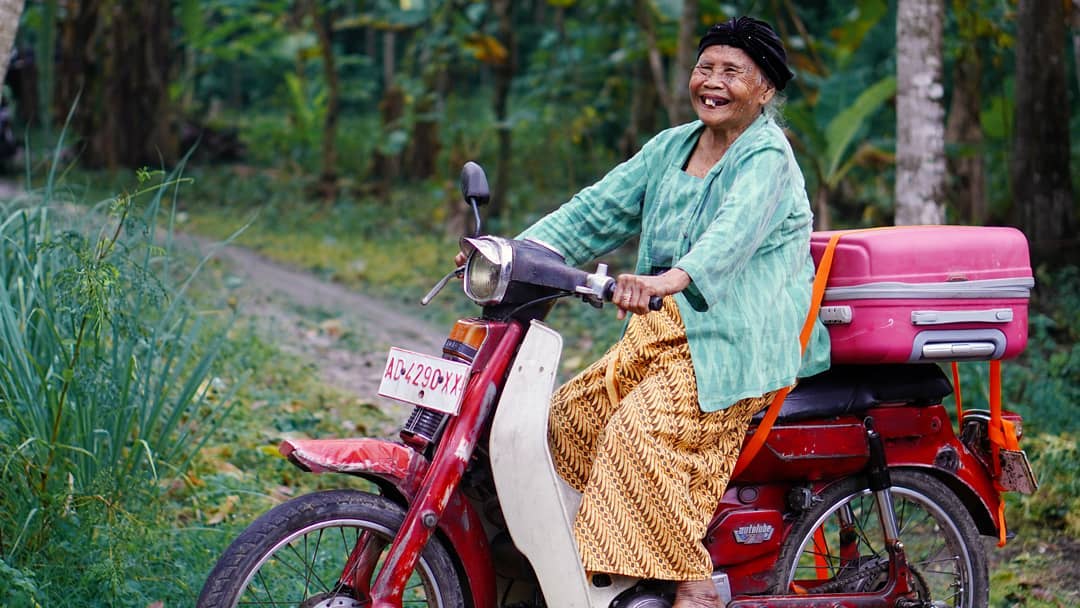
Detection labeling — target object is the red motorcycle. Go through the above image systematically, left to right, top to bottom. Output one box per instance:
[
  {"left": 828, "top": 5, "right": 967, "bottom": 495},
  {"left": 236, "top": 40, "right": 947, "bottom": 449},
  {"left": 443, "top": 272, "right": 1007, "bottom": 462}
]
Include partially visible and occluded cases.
[{"left": 198, "top": 163, "right": 1037, "bottom": 608}]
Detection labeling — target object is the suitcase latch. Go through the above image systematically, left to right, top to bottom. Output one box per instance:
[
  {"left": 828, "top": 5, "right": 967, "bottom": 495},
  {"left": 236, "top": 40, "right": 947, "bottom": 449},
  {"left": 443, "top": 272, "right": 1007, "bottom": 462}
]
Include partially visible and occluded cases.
[{"left": 819, "top": 305, "right": 852, "bottom": 325}]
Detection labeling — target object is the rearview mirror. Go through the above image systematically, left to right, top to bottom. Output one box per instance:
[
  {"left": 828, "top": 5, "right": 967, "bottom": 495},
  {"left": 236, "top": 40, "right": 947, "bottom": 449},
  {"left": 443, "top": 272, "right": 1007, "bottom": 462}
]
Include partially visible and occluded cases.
[{"left": 460, "top": 162, "right": 490, "bottom": 207}]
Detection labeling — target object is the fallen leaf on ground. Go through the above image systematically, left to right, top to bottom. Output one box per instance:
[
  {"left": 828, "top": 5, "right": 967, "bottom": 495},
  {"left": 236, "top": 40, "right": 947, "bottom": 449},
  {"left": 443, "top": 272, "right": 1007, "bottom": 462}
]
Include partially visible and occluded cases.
[{"left": 207, "top": 495, "right": 240, "bottom": 525}]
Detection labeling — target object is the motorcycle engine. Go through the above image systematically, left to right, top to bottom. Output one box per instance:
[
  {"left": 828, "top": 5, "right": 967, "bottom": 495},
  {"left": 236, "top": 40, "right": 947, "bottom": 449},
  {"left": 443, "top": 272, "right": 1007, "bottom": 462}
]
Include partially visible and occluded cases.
[{"left": 613, "top": 591, "right": 671, "bottom": 608}]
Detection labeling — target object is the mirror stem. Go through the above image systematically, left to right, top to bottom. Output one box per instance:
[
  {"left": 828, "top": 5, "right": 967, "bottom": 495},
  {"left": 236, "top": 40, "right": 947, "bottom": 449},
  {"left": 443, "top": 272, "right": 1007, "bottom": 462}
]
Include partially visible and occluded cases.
[{"left": 469, "top": 198, "right": 483, "bottom": 236}]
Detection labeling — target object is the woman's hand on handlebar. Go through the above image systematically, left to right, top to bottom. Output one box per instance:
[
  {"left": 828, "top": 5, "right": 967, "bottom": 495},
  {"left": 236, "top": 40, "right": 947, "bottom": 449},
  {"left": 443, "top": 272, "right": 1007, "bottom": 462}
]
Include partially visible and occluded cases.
[
  {"left": 454, "top": 250, "right": 467, "bottom": 268},
  {"left": 612, "top": 269, "right": 691, "bottom": 320}
]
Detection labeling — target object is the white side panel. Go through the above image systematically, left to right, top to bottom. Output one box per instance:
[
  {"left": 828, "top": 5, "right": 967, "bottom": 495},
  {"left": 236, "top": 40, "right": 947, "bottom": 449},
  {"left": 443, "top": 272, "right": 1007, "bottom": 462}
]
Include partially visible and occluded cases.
[{"left": 489, "top": 321, "right": 633, "bottom": 608}]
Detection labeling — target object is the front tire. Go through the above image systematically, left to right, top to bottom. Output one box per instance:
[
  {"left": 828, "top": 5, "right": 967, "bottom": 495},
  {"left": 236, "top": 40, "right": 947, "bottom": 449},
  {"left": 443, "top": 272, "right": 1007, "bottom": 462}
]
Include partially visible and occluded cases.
[
  {"left": 773, "top": 470, "right": 989, "bottom": 607},
  {"left": 197, "top": 489, "right": 465, "bottom": 608}
]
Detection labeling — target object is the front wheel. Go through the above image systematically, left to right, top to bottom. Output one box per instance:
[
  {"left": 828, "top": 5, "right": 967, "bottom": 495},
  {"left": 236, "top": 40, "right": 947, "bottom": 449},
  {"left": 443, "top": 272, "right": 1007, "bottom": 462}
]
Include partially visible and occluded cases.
[
  {"left": 773, "top": 470, "right": 989, "bottom": 607},
  {"left": 197, "top": 489, "right": 465, "bottom": 608}
]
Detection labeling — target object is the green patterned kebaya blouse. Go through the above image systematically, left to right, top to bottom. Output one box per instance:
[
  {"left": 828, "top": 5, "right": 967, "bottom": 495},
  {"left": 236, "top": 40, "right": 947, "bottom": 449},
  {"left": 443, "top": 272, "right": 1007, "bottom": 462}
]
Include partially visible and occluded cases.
[{"left": 518, "top": 113, "right": 831, "bottom": 412}]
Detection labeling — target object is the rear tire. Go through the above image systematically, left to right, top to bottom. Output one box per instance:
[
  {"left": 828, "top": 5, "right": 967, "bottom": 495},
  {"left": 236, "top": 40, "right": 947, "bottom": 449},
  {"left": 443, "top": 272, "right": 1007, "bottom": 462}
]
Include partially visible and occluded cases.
[
  {"left": 773, "top": 470, "right": 988, "bottom": 607},
  {"left": 197, "top": 489, "right": 465, "bottom": 608}
]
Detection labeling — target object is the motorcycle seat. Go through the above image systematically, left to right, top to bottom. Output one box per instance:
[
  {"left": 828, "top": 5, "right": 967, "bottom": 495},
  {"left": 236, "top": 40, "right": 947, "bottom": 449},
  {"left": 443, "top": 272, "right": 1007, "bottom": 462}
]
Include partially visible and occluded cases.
[{"left": 753, "top": 363, "right": 953, "bottom": 424}]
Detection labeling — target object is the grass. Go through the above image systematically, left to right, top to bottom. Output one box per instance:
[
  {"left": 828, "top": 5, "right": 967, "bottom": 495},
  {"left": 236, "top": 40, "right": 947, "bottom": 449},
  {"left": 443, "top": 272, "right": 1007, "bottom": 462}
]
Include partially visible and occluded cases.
[{"left": 0, "top": 164, "right": 244, "bottom": 605}]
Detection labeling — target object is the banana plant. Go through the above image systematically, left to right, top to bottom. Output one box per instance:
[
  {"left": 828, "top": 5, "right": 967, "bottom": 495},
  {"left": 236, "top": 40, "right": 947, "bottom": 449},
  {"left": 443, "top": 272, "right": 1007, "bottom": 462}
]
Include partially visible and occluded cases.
[{"left": 785, "top": 75, "right": 896, "bottom": 230}]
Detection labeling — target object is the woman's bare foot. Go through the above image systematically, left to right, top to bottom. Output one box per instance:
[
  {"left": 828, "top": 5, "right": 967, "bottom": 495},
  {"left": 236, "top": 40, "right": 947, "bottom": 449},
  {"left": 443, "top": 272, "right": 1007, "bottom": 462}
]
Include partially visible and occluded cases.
[{"left": 673, "top": 578, "right": 722, "bottom": 608}]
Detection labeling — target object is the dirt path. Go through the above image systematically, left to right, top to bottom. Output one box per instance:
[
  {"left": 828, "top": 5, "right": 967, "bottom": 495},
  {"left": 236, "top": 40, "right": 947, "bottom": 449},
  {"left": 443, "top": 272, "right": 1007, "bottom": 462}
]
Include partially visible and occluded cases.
[{"left": 209, "top": 241, "right": 445, "bottom": 421}]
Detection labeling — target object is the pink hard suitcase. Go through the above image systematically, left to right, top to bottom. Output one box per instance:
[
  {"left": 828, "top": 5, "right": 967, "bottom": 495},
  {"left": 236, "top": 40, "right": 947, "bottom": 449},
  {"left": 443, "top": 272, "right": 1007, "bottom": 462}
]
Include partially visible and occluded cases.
[{"left": 810, "top": 226, "right": 1033, "bottom": 364}]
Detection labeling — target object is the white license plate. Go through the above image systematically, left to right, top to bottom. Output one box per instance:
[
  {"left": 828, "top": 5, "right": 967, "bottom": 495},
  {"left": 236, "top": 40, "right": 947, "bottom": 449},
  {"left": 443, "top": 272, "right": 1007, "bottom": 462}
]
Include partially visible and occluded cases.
[{"left": 378, "top": 347, "right": 471, "bottom": 415}]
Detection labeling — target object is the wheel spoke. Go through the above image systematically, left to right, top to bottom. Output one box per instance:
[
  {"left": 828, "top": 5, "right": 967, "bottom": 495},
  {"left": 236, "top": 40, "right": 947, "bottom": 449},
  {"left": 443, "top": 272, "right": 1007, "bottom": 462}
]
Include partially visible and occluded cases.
[
  {"left": 849, "top": 498, "right": 882, "bottom": 559},
  {"left": 305, "top": 528, "right": 324, "bottom": 597},
  {"left": 284, "top": 538, "right": 335, "bottom": 593},
  {"left": 254, "top": 568, "right": 277, "bottom": 605}
]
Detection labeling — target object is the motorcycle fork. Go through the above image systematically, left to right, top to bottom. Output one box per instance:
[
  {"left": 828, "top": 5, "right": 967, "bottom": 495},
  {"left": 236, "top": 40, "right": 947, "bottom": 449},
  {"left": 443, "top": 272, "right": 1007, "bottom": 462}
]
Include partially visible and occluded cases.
[
  {"left": 362, "top": 321, "right": 523, "bottom": 608},
  {"left": 864, "top": 417, "right": 916, "bottom": 599},
  {"left": 810, "top": 504, "right": 859, "bottom": 579},
  {"left": 837, "top": 507, "right": 860, "bottom": 566},
  {"left": 338, "top": 530, "right": 382, "bottom": 596}
]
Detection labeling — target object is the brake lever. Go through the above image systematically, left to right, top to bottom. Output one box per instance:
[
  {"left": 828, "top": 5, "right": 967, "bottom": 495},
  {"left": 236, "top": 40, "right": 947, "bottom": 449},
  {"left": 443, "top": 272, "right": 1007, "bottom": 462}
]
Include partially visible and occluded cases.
[
  {"left": 576, "top": 263, "right": 611, "bottom": 307},
  {"left": 421, "top": 266, "right": 465, "bottom": 306}
]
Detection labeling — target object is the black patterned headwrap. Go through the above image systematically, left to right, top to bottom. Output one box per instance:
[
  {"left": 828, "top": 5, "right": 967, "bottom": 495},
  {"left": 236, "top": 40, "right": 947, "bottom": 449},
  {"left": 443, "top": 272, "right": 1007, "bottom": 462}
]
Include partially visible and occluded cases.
[{"left": 696, "top": 16, "right": 794, "bottom": 91}]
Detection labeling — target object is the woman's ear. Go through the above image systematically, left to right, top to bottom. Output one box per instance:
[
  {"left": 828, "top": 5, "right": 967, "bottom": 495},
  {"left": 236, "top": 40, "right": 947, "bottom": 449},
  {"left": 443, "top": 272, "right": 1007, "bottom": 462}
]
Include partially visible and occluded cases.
[{"left": 759, "top": 84, "right": 776, "bottom": 105}]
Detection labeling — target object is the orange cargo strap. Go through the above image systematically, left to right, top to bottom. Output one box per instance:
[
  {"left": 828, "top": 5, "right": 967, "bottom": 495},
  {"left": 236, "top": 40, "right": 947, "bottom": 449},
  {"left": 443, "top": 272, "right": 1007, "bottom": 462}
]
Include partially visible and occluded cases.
[
  {"left": 732, "top": 232, "right": 843, "bottom": 478},
  {"left": 987, "top": 359, "right": 1020, "bottom": 547},
  {"left": 955, "top": 360, "right": 1016, "bottom": 546},
  {"left": 950, "top": 362, "right": 964, "bottom": 422}
]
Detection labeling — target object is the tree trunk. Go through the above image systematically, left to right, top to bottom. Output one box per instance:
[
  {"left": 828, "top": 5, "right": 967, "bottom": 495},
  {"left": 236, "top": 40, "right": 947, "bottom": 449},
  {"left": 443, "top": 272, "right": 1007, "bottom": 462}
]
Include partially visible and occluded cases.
[
  {"left": 0, "top": 0, "right": 26, "bottom": 100},
  {"left": 32, "top": 0, "right": 57, "bottom": 130},
  {"left": 54, "top": 0, "right": 176, "bottom": 169},
  {"left": 310, "top": 0, "right": 340, "bottom": 199},
  {"left": 490, "top": 0, "right": 514, "bottom": 220},
  {"left": 636, "top": 0, "right": 675, "bottom": 125},
  {"left": 668, "top": 0, "right": 698, "bottom": 125},
  {"left": 895, "top": 0, "right": 946, "bottom": 225},
  {"left": 1012, "top": 0, "right": 1076, "bottom": 263},
  {"left": 1072, "top": 0, "right": 1080, "bottom": 101},
  {"left": 104, "top": 2, "right": 176, "bottom": 168},
  {"left": 406, "top": 5, "right": 453, "bottom": 181},
  {"left": 365, "top": 26, "right": 377, "bottom": 59},
  {"left": 382, "top": 29, "right": 396, "bottom": 89},
  {"left": 371, "top": 30, "right": 402, "bottom": 193},
  {"left": 945, "top": 37, "right": 986, "bottom": 224},
  {"left": 619, "top": 58, "right": 658, "bottom": 159},
  {"left": 371, "top": 84, "right": 404, "bottom": 192},
  {"left": 406, "top": 93, "right": 440, "bottom": 181},
  {"left": 814, "top": 184, "right": 832, "bottom": 231}
]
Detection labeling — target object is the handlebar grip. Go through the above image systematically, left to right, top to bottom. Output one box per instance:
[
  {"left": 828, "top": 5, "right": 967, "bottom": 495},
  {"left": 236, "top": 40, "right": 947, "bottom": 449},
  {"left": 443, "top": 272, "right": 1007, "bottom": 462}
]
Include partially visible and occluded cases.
[{"left": 601, "top": 283, "right": 664, "bottom": 311}]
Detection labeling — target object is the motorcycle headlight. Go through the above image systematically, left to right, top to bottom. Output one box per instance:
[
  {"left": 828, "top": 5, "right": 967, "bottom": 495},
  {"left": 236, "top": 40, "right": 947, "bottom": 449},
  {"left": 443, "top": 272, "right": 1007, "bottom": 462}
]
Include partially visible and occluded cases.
[{"left": 463, "top": 236, "right": 513, "bottom": 305}]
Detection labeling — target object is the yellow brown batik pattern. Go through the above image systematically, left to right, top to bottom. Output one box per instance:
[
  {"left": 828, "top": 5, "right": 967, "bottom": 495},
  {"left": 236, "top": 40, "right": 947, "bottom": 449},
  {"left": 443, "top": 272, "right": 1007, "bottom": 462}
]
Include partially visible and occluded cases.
[{"left": 549, "top": 297, "right": 775, "bottom": 580}]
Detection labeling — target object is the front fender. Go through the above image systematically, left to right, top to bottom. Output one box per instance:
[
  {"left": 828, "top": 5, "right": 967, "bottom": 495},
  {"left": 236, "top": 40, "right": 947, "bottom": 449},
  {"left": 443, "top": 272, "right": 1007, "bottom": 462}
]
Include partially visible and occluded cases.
[
  {"left": 279, "top": 437, "right": 496, "bottom": 608},
  {"left": 281, "top": 437, "right": 428, "bottom": 498}
]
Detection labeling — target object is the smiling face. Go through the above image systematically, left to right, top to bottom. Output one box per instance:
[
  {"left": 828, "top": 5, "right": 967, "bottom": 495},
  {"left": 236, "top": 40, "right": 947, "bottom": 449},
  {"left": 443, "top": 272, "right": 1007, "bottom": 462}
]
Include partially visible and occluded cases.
[{"left": 689, "top": 45, "right": 775, "bottom": 134}]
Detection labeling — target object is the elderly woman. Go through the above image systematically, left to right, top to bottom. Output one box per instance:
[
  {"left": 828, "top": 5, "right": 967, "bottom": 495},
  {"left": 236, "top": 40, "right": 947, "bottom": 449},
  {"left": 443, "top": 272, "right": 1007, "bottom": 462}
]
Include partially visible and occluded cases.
[{"left": 469, "top": 16, "right": 831, "bottom": 608}]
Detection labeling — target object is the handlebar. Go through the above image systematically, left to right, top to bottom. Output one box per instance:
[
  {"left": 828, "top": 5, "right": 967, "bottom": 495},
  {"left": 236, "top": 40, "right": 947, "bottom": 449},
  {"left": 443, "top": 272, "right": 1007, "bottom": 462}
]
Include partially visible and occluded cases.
[{"left": 601, "top": 281, "right": 663, "bottom": 312}]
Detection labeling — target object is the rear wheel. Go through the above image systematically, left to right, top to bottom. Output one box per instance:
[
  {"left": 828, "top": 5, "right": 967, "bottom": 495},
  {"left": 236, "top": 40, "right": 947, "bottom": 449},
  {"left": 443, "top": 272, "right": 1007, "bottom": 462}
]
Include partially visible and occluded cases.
[
  {"left": 773, "top": 470, "right": 988, "bottom": 607},
  {"left": 197, "top": 490, "right": 465, "bottom": 608}
]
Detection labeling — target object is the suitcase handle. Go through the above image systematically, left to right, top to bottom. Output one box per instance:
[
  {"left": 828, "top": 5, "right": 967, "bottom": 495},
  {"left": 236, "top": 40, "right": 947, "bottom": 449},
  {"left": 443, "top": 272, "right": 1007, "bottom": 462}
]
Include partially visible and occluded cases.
[
  {"left": 911, "top": 308, "right": 1014, "bottom": 325},
  {"left": 909, "top": 329, "right": 1007, "bottom": 361}
]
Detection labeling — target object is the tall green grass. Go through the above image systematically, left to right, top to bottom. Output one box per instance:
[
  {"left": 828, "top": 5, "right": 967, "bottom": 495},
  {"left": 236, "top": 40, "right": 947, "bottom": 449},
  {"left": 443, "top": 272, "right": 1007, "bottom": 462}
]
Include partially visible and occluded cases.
[{"left": 0, "top": 163, "right": 238, "bottom": 604}]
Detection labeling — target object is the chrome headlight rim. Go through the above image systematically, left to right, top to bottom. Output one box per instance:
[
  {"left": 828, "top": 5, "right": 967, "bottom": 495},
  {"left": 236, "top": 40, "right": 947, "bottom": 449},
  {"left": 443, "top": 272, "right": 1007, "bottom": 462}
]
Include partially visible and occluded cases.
[{"left": 462, "top": 236, "right": 513, "bottom": 305}]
